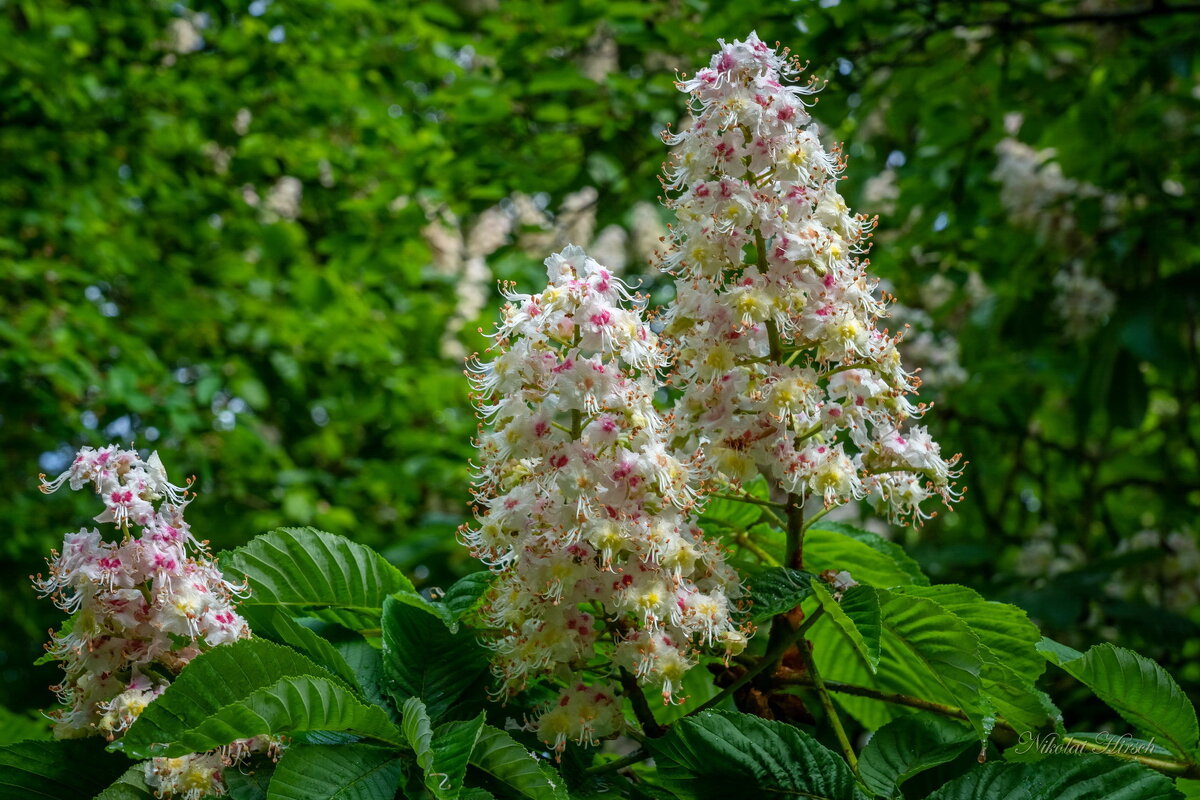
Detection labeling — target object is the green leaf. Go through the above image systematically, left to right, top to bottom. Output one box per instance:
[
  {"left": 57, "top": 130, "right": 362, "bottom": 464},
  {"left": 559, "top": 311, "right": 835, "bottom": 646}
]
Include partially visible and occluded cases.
[
  {"left": 699, "top": 496, "right": 763, "bottom": 530},
  {"left": 805, "top": 523, "right": 929, "bottom": 588},
  {"left": 224, "top": 527, "right": 418, "bottom": 633},
  {"left": 746, "top": 568, "right": 814, "bottom": 622},
  {"left": 440, "top": 571, "right": 493, "bottom": 627},
  {"left": 814, "top": 582, "right": 882, "bottom": 672},
  {"left": 893, "top": 585, "right": 1055, "bottom": 734},
  {"left": 894, "top": 585, "right": 1043, "bottom": 682},
  {"left": 811, "top": 589, "right": 988, "bottom": 737},
  {"left": 876, "top": 590, "right": 988, "bottom": 736},
  {"left": 381, "top": 595, "right": 489, "bottom": 723},
  {"left": 240, "top": 604, "right": 362, "bottom": 689},
  {"left": 809, "top": 612, "right": 899, "bottom": 730},
  {"left": 1035, "top": 637, "right": 1084, "bottom": 667},
  {"left": 119, "top": 639, "right": 401, "bottom": 758},
  {"left": 336, "top": 640, "right": 391, "bottom": 712},
  {"left": 1045, "top": 643, "right": 1199, "bottom": 760},
  {"left": 126, "top": 674, "right": 402, "bottom": 759},
  {"left": 402, "top": 695, "right": 485, "bottom": 798},
  {"left": 402, "top": 697, "right": 437, "bottom": 778},
  {"left": 0, "top": 707, "right": 51, "bottom": 745},
  {"left": 649, "top": 709, "right": 868, "bottom": 799},
  {"left": 430, "top": 714, "right": 487, "bottom": 798},
  {"left": 859, "top": 716, "right": 976, "bottom": 797},
  {"left": 468, "top": 725, "right": 569, "bottom": 800},
  {"left": 0, "top": 739, "right": 128, "bottom": 800},
  {"left": 266, "top": 743, "right": 403, "bottom": 800},
  {"left": 926, "top": 754, "right": 1181, "bottom": 799},
  {"left": 226, "top": 761, "right": 276, "bottom": 800},
  {"left": 94, "top": 765, "right": 155, "bottom": 800},
  {"left": 1177, "top": 778, "right": 1200, "bottom": 799}
]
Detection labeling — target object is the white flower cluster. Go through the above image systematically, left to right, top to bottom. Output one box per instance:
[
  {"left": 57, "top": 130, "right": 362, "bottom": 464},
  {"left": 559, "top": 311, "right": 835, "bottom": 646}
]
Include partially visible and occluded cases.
[
  {"left": 659, "top": 33, "right": 962, "bottom": 524},
  {"left": 991, "top": 136, "right": 1122, "bottom": 245},
  {"left": 463, "top": 245, "right": 745, "bottom": 751},
  {"left": 1052, "top": 262, "right": 1115, "bottom": 340},
  {"left": 35, "top": 445, "right": 275, "bottom": 798}
]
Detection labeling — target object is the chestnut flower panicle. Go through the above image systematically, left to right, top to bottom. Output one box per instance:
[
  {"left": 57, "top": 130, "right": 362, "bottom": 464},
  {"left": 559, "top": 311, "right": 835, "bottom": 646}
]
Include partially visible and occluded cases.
[
  {"left": 659, "top": 33, "right": 963, "bottom": 524},
  {"left": 463, "top": 245, "right": 747, "bottom": 751},
  {"left": 34, "top": 445, "right": 275, "bottom": 799}
]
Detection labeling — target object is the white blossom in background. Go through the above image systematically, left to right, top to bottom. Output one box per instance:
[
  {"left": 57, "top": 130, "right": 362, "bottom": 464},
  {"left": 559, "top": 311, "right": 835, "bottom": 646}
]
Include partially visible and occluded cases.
[
  {"left": 165, "top": 18, "right": 203, "bottom": 55},
  {"left": 580, "top": 27, "right": 619, "bottom": 83},
  {"left": 658, "top": 33, "right": 963, "bottom": 524},
  {"left": 233, "top": 108, "right": 253, "bottom": 136},
  {"left": 991, "top": 136, "right": 1125, "bottom": 245},
  {"left": 862, "top": 168, "right": 899, "bottom": 216},
  {"left": 264, "top": 176, "right": 303, "bottom": 222},
  {"left": 432, "top": 190, "right": 662, "bottom": 358},
  {"left": 629, "top": 201, "right": 669, "bottom": 268},
  {"left": 424, "top": 204, "right": 514, "bottom": 360},
  {"left": 589, "top": 224, "right": 629, "bottom": 273},
  {"left": 463, "top": 245, "right": 745, "bottom": 751},
  {"left": 1052, "top": 262, "right": 1115, "bottom": 340},
  {"left": 35, "top": 446, "right": 278, "bottom": 798},
  {"left": 1108, "top": 529, "right": 1200, "bottom": 614}
]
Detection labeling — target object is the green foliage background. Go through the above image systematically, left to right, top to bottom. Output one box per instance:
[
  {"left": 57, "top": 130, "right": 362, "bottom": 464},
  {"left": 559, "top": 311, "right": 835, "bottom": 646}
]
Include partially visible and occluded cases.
[{"left": 2, "top": 0, "right": 1198, "bottom": 730}]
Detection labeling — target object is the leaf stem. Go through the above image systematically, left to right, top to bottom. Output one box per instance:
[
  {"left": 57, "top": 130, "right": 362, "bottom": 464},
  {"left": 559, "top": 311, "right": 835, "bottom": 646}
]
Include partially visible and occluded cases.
[
  {"left": 710, "top": 491, "right": 786, "bottom": 510},
  {"left": 802, "top": 505, "right": 832, "bottom": 532},
  {"left": 734, "top": 530, "right": 781, "bottom": 567},
  {"left": 795, "top": 637, "right": 861, "bottom": 777},
  {"left": 774, "top": 676, "right": 1200, "bottom": 779},
  {"left": 583, "top": 747, "right": 652, "bottom": 774}
]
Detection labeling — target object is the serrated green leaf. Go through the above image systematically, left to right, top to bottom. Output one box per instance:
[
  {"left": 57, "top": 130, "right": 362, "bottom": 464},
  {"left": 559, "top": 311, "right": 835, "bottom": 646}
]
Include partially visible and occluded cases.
[
  {"left": 805, "top": 524, "right": 929, "bottom": 588},
  {"left": 224, "top": 527, "right": 418, "bottom": 633},
  {"left": 747, "top": 568, "right": 814, "bottom": 622},
  {"left": 441, "top": 571, "right": 493, "bottom": 626},
  {"left": 814, "top": 582, "right": 881, "bottom": 672},
  {"left": 893, "top": 585, "right": 1054, "bottom": 734},
  {"left": 894, "top": 585, "right": 1043, "bottom": 682},
  {"left": 811, "top": 589, "right": 988, "bottom": 737},
  {"left": 876, "top": 590, "right": 988, "bottom": 736},
  {"left": 381, "top": 595, "right": 489, "bottom": 723},
  {"left": 239, "top": 604, "right": 362, "bottom": 690},
  {"left": 809, "top": 611, "right": 899, "bottom": 730},
  {"left": 1035, "top": 637, "right": 1083, "bottom": 667},
  {"left": 119, "top": 639, "right": 400, "bottom": 758},
  {"left": 337, "top": 640, "right": 390, "bottom": 712},
  {"left": 1046, "top": 643, "right": 1199, "bottom": 760},
  {"left": 125, "top": 674, "right": 402, "bottom": 759},
  {"left": 402, "top": 697, "right": 437, "bottom": 776},
  {"left": 649, "top": 709, "right": 868, "bottom": 799},
  {"left": 428, "top": 713, "right": 486, "bottom": 798},
  {"left": 859, "top": 716, "right": 975, "bottom": 797},
  {"left": 468, "top": 725, "right": 569, "bottom": 800},
  {"left": 0, "top": 739, "right": 128, "bottom": 800},
  {"left": 266, "top": 743, "right": 403, "bottom": 800},
  {"left": 926, "top": 754, "right": 1181, "bottom": 799},
  {"left": 225, "top": 760, "right": 276, "bottom": 800},
  {"left": 94, "top": 765, "right": 155, "bottom": 800},
  {"left": 1177, "top": 778, "right": 1200, "bottom": 799}
]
